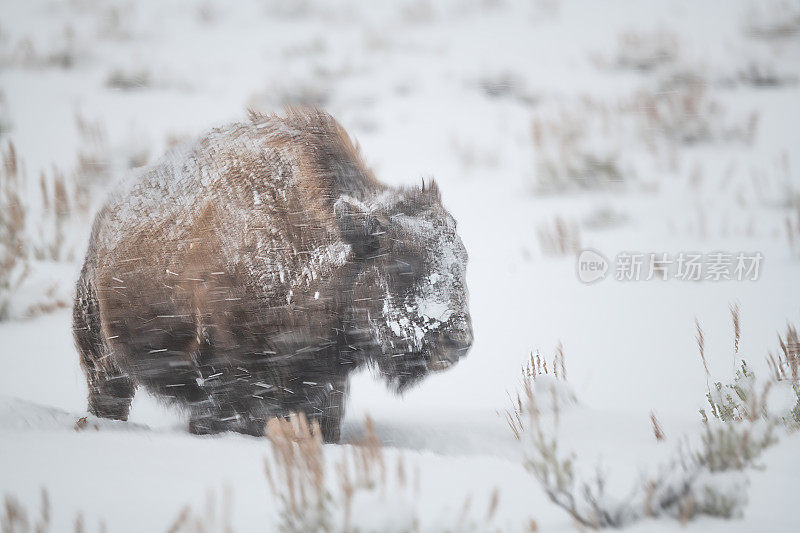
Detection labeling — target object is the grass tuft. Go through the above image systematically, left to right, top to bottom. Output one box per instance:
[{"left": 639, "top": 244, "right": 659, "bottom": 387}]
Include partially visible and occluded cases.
[{"left": 509, "top": 315, "right": 800, "bottom": 528}]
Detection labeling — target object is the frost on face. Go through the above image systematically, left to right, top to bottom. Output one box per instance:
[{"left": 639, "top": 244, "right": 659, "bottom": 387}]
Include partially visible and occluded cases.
[{"left": 371, "top": 209, "right": 469, "bottom": 356}]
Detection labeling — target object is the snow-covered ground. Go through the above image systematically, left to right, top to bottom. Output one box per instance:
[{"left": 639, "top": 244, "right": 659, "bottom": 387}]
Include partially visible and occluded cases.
[{"left": 1, "top": 0, "right": 798, "bottom": 531}]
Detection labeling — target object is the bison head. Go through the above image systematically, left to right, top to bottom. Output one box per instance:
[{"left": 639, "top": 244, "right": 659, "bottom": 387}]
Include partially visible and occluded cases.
[{"left": 336, "top": 181, "right": 473, "bottom": 392}]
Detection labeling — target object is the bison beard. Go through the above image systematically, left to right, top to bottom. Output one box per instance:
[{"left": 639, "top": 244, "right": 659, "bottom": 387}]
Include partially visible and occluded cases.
[{"left": 72, "top": 107, "right": 473, "bottom": 443}]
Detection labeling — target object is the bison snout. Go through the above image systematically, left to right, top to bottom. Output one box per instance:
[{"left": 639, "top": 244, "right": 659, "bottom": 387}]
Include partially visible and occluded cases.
[
  {"left": 428, "top": 319, "right": 473, "bottom": 368},
  {"left": 441, "top": 330, "right": 473, "bottom": 360}
]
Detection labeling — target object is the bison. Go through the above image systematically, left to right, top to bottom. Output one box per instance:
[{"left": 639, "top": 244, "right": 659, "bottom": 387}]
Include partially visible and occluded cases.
[{"left": 73, "top": 108, "right": 473, "bottom": 442}]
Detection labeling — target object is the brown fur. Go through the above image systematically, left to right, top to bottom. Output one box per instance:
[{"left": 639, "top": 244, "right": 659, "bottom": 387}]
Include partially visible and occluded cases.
[{"left": 73, "top": 108, "right": 472, "bottom": 442}]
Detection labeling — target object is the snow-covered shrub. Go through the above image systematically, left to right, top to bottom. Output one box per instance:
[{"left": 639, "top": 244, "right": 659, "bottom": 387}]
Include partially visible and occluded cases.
[
  {"left": 693, "top": 313, "right": 800, "bottom": 475},
  {"left": 693, "top": 319, "right": 800, "bottom": 502},
  {"left": 703, "top": 323, "right": 800, "bottom": 429},
  {"left": 504, "top": 328, "right": 800, "bottom": 528},
  {"left": 507, "top": 346, "right": 726, "bottom": 527},
  {"left": 701, "top": 361, "right": 770, "bottom": 424},
  {"left": 691, "top": 366, "right": 797, "bottom": 496},
  {"left": 698, "top": 419, "right": 777, "bottom": 473}
]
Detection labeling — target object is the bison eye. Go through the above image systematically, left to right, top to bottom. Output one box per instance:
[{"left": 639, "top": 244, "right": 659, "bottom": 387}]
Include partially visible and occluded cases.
[
  {"left": 388, "top": 259, "right": 421, "bottom": 290},
  {"left": 392, "top": 260, "right": 416, "bottom": 278}
]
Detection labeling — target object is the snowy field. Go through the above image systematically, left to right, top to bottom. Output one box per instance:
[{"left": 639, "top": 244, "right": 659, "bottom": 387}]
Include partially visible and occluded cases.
[{"left": 1, "top": 0, "right": 799, "bottom": 531}]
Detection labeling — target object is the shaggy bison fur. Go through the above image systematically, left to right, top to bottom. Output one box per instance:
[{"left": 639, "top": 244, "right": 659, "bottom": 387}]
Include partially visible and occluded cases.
[{"left": 73, "top": 108, "right": 473, "bottom": 442}]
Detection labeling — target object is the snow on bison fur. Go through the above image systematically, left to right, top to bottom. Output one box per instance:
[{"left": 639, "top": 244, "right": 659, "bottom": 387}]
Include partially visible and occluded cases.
[{"left": 73, "top": 107, "right": 473, "bottom": 442}]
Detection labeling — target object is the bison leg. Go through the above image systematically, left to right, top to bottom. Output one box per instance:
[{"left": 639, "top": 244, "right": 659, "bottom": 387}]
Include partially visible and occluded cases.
[
  {"left": 74, "top": 270, "right": 135, "bottom": 420},
  {"left": 85, "top": 365, "right": 136, "bottom": 420},
  {"left": 318, "top": 379, "right": 349, "bottom": 443},
  {"left": 188, "top": 403, "right": 266, "bottom": 436},
  {"left": 187, "top": 409, "right": 229, "bottom": 436}
]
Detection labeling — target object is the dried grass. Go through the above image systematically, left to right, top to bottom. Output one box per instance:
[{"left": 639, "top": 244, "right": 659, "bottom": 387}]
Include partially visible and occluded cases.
[
  {"left": 745, "top": 2, "right": 800, "bottom": 40},
  {"left": 95, "top": 4, "right": 135, "bottom": 41},
  {"left": 0, "top": 25, "right": 80, "bottom": 70},
  {"left": 613, "top": 29, "right": 678, "bottom": 72},
  {"left": 737, "top": 59, "right": 798, "bottom": 88},
  {"left": 106, "top": 69, "right": 151, "bottom": 91},
  {"left": 529, "top": 71, "right": 759, "bottom": 196},
  {"left": 477, "top": 72, "right": 537, "bottom": 105},
  {"left": 247, "top": 79, "right": 331, "bottom": 113},
  {"left": 631, "top": 80, "right": 759, "bottom": 147},
  {"left": 0, "top": 90, "right": 11, "bottom": 137},
  {"left": 530, "top": 101, "right": 627, "bottom": 194},
  {"left": 0, "top": 114, "right": 136, "bottom": 320},
  {"left": 451, "top": 137, "right": 500, "bottom": 172},
  {"left": 0, "top": 142, "right": 30, "bottom": 321},
  {"left": 33, "top": 170, "right": 72, "bottom": 262},
  {"left": 581, "top": 206, "right": 628, "bottom": 231},
  {"left": 787, "top": 209, "right": 800, "bottom": 259},
  {"left": 536, "top": 217, "right": 581, "bottom": 257},
  {"left": 730, "top": 303, "right": 741, "bottom": 357},
  {"left": 697, "top": 313, "right": 800, "bottom": 472},
  {"left": 511, "top": 314, "right": 800, "bottom": 528},
  {"left": 696, "top": 319, "right": 709, "bottom": 390},
  {"left": 767, "top": 324, "right": 800, "bottom": 383},
  {"left": 506, "top": 344, "right": 570, "bottom": 440},
  {"left": 508, "top": 345, "right": 702, "bottom": 527},
  {"left": 514, "top": 354, "right": 707, "bottom": 527},
  {"left": 264, "top": 412, "right": 503, "bottom": 531},
  {"left": 650, "top": 412, "right": 666, "bottom": 441},
  {"left": 264, "top": 413, "right": 415, "bottom": 533},
  {"left": 264, "top": 414, "right": 328, "bottom": 531},
  {"left": 698, "top": 420, "right": 776, "bottom": 473},
  {"left": 1, "top": 489, "right": 50, "bottom": 533},
  {"left": 164, "top": 490, "right": 234, "bottom": 533}
]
